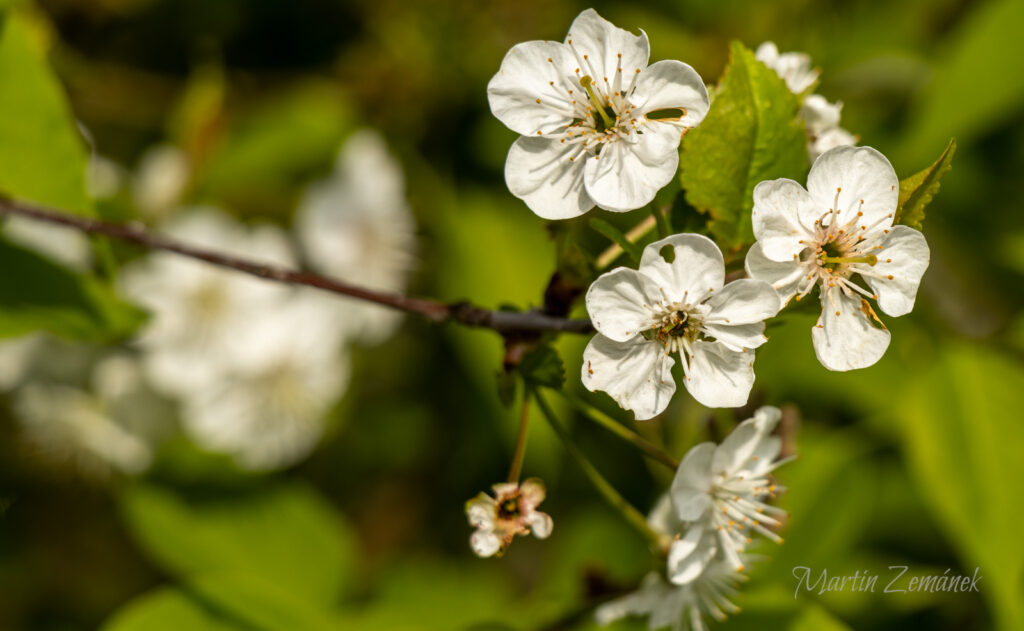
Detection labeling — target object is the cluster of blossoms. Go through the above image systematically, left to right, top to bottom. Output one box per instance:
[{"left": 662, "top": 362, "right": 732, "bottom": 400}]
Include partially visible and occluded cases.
[
  {"left": 472, "top": 8, "right": 932, "bottom": 631},
  {"left": 486, "top": 9, "right": 929, "bottom": 421},
  {"left": 755, "top": 41, "right": 856, "bottom": 160},
  {"left": 0, "top": 130, "right": 416, "bottom": 475},
  {"left": 598, "top": 407, "right": 790, "bottom": 630}
]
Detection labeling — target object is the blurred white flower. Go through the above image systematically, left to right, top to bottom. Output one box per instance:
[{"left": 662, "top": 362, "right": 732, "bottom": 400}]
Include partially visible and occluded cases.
[
  {"left": 488, "top": 8, "right": 709, "bottom": 219},
  {"left": 754, "top": 41, "right": 818, "bottom": 94},
  {"left": 801, "top": 94, "right": 856, "bottom": 160},
  {"left": 295, "top": 129, "right": 416, "bottom": 345},
  {"left": 133, "top": 144, "right": 191, "bottom": 219},
  {"left": 745, "top": 146, "right": 929, "bottom": 370},
  {"left": 88, "top": 154, "right": 127, "bottom": 200},
  {"left": 121, "top": 208, "right": 296, "bottom": 397},
  {"left": 3, "top": 216, "right": 92, "bottom": 271},
  {"left": 582, "top": 234, "right": 780, "bottom": 417},
  {"left": 179, "top": 291, "right": 350, "bottom": 471},
  {"left": 0, "top": 335, "right": 45, "bottom": 392},
  {"left": 14, "top": 355, "right": 165, "bottom": 477},
  {"left": 668, "top": 406, "right": 788, "bottom": 580},
  {"left": 465, "top": 477, "right": 552, "bottom": 557},
  {"left": 595, "top": 562, "right": 746, "bottom": 631}
]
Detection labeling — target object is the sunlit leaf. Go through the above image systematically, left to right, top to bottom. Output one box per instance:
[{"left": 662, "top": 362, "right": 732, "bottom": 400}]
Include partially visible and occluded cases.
[
  {"left": 0, "top": 11, "right": 91, "bottom": 215},
  {"left": 679, "top": 41, "right": 807, "bottom": 251},
  {"left": 895, "top": 138, "right": 955, "bottom": 230},
  {"left": 119, "top": 482, "right": 355, "bottom": 605},
  {"left": 101, "top": 588, "right": 243, "bottom": 631}
]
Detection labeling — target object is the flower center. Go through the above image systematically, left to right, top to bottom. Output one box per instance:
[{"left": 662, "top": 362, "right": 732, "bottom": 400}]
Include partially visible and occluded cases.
[
  {"left": 579, "top": 75, "right": 616, "bottom": 133},
  {"left": 497, "top": 496, "right": 521, "bottom": 520}
]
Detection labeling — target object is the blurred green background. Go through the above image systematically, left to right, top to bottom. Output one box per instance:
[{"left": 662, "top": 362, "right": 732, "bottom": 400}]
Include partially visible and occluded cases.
[{"left": 0, "top": 0, "right": 1022, "bottom": 629}]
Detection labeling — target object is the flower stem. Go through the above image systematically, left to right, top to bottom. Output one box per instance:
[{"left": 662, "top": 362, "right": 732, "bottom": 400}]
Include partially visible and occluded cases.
[
  {"left": 595, "top": 213, "right": 658, "bottom": 270},
  {"left": 533, "top": 389, "right": 668, "bottom": 551},
  {"left": 554, "top": 389, "right": 678, "bottom": 470},
  {"left": 507, "top": 394, "right": 530, "bottom": 483}
]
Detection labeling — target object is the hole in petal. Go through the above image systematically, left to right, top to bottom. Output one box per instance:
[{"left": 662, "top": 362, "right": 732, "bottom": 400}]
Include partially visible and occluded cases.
[
  {"left": 646, "top": 108, "right": 687, "bottom": 121},
  {"left": 659, "top": 244, "right": 676, "bottom": 263}
]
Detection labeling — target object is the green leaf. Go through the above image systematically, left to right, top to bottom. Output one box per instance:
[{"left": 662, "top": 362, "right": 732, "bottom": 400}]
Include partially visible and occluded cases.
[
  {"left": 0, "top": 11, "right": 91, "bottom": 215},
  {"left": 679, "top": 41, "right": 808, "bottom": 250},
  {"left": 895, "top": 138, "right": 955, "bottom": 230},
  {"left": 589, "top": 217, "right": 642, "bottom": 265},
  {"left": 0, "top": 238, "right": 144, "bottom": 340},
  {"left": 518, "top": 344, "right": 565, "bottom": 389},
  {"left": 899, "top": 344, "right": 1024, "bottom": 631},
  {"left": 119, "top": 482, "right": 356, "bottom": 605},
  {"left": 187, "top": 572, "right": 342, "bottom": 631},
  {"left": 102, "top": 588, "right": 244, "bottom": 631}
]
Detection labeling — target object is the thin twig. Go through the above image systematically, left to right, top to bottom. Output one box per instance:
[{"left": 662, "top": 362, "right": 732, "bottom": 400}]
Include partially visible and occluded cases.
[
  {"left": 0, "top": 195, "right": 594, "bottom": 335},
  {"left": 533, "top": 389, "right": 669, "bottom": 552},
  {"left": 556, "top": 389, "right": 679, "bottom": 470},
  {"left": 507, "top": 395, "right": 530, "bottom": 483}
]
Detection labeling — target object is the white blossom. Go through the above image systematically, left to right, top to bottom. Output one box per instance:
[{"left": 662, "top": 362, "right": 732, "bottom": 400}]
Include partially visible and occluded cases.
[
  {"left": 488, "top": 8, "right": 710, "bottom": 219},
  {"left": 755, "top": 41, "right": 818, "bottom": 94},
  {"left": 801, "top": 94, "right": 857, "bottom": 160},
  {"left": 295, "top": 129, "right": 416, "bottom": 345},
  {"left": 132, "top": 144, "right": 191, "bottom": 219},
  {"left": 745, "top": 146, "right": 930, "bottom": 371},
  {"left": 120, "top": 208, "right": 296, "bottom": 397},
  {"left": 3, "top": 216, "right": 92, "bottom": 271},
  {"left": 582, "top": 234, "right": 780, "bottom": 417},
  {"left": 179, "top": 291, "right": 351, "bottom": 471},
  {"left": 13, "top": 355, "right": 167, "bottom": 477},
  {"left": 668, "top": 406, "right": 789, "bottom": 580},
  {"left": 465, "top": 478, "right": 552, "bottom": 557},
  {"left": 595, "top": 563, "right": 746, "bottom": 631}
]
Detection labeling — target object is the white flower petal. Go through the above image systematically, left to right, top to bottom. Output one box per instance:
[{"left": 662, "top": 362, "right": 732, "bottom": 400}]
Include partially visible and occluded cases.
[
  {"left": 565, "top": 9, "right": 649, "bottom": 89},
  {"left": 487, "top": 40, "right": 578, "bottom": 136},
  {"left": 755, "top": 41, "right": 818, "bottom": 94},
  {"left": 632, "top": 60, "right": 710, "bottom": 128},
  {"left": 801, "top": 94, "right": 842, "bottom": 136},
  {"left": 582, "top": 121, "right": 679, "bottom": 212},
  {"left": 809, "top": 126, "right": 857, "bottom": 161},
  {"left": 505, "top": 135, "right": 593, "bottom": 219},
  {"left": 807, "top": 146, "right": 898, "bottom": 236},
  {"left": 751, "top": 178, "right": 818, "bottom": 261},
  {"left": 863, "top": 225, "right": 930, "bottom": 317},
  {"left": 639, "top": 234, "right": 725, "bottom": 305},
  {"left": 744, "top": 242, "right": 808, "bottom": 305},
  {"left": 585, "top": 267, "right": 661, "bottom": 342},
  {"left": 706, "top": 279, "right": 781, "bottom": 325},
  {"left": 812, "top": 287, "right": 891, "bottom": 371},
  {"left": 702, "top": 322, "right": 768, "bottom": 352},
  {"left": 582, "top": 335, "right": 676, "bottom": 421},
  {"left": 684, "top": 341, "right": 755, "bottom": 408},
  {"left": 712, "top": 412, "right": 777, "bottom": 477},
  {"left": 670, "top": 442, "right": 715, "bottom": 520},
  {"left": 520, "top": 477, "right": 547, "bottom": 507},
  {"left": 466, "top": 494, "right": 496, "bottom": 529},
  {"left": 528, "top": 511, "right": 554, "bottom": 539},
  {"left": 667, "top": 524, "right": 717, "bottom": 585},
  {"left": 470, "top": 531, "right": 502, "bottom": 557}
]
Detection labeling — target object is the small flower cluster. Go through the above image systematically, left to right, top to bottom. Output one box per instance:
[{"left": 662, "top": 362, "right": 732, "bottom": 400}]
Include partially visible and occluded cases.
[
  {"left": 755, "top": 41, "right": 856, "bottom": 160},
  {"left": 598, "top": 407, "right": 790, "bottom": 631},
  {"left": 465, "top": 478, "right": 553, "bottom": 557}
]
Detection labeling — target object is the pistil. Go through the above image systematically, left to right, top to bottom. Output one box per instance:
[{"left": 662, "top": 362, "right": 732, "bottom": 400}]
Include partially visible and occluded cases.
[
  {"left": 579, "top": 75, "right": 615, "bottom": 130},
  {"left": 820, "top": 253, "right": 878, "bottom": 266}
]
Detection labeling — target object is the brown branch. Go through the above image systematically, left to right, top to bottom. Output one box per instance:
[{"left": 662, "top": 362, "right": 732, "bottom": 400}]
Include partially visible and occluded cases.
[{"left": 0, "top": 195, "right": 594, "bottom": 335}]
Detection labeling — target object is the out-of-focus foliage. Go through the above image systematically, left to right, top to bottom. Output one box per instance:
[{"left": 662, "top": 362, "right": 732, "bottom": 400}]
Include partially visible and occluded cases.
[{"left": 0, "top": 0, "right": 1019, "bottom": 630}]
